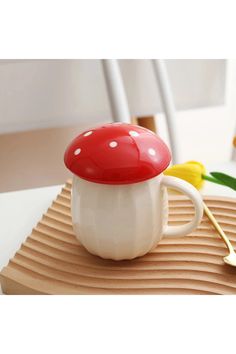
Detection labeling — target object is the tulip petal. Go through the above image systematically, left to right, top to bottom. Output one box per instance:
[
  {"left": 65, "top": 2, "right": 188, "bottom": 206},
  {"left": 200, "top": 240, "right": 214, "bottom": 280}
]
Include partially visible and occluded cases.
[{"left": 164, "top": 162, "right": 204, "bottom": 190}]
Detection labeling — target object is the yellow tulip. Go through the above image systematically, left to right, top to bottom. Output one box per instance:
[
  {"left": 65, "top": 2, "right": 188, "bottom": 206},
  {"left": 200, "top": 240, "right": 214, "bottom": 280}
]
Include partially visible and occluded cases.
[{"left": 164, "top": 161, "right": 206, "bottom": 190}]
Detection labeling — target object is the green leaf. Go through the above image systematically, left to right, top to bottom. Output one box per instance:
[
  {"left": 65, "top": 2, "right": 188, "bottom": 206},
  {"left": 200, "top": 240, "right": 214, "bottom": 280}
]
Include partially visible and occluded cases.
[{"left": 210, "top": 172, "right": 236, "bottom": 191}]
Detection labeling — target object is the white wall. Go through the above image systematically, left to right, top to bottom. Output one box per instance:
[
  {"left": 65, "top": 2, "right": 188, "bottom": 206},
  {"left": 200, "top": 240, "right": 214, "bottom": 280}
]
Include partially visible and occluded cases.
[
  {"left": 0, "top": 59, "right": 225, "bottom": 133},
  {"left": 157, "top": 106, "right": 235, "bottom": 164}
]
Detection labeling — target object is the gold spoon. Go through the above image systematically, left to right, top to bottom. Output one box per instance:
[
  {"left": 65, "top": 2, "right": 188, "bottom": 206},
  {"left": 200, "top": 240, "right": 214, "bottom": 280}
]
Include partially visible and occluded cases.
[{"left": 203, "top": 202, "right": 236, "bottom": 267}]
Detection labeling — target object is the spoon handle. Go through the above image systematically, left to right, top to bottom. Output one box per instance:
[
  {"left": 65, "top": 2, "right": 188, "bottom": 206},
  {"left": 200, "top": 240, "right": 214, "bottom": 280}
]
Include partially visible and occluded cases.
[{"left": 203, "top": 202, "right": 234, "bottom": 253}]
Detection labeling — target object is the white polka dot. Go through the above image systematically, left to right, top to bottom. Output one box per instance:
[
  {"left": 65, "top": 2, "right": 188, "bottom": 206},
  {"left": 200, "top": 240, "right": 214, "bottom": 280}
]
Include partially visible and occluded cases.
[
  {"left": 129, "top": 130, "right": 139, "bottom": 137},
  {"left": 84, "top": 131, "right": 93, "bottom": 137},
  {"left": 109, "top": 141, "right": 118, "bottom": 148},
  {"left": 74, "top": 148, "right": 81, "bottom": 156},
  {"left": 148, "top": 148, "right": 156, "bottom": 156}
]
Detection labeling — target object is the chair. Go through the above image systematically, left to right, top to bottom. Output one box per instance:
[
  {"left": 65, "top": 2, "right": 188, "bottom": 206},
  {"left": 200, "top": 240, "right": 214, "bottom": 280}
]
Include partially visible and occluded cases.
[
  {"left": 102, "top": 59, "right": 236, "bottom": 197},
  {"left": 102, "top": 59, "right": 180, "bottom": 164}
]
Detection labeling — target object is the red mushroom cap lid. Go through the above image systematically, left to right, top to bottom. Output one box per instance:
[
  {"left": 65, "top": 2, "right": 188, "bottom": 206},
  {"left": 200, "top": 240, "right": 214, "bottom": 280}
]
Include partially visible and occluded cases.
[{"left": 64, "top": 123, "right": 171, "bottom": 185}]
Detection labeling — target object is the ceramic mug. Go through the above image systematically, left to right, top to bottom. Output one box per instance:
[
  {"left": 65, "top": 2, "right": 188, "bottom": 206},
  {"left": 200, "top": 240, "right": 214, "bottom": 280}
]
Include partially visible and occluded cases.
[
  {"left": 65, "top": 123, "right": 203, "bottom": 260},
  {"left": 71, "top": 174, "right": 203, "bottom": 260}
]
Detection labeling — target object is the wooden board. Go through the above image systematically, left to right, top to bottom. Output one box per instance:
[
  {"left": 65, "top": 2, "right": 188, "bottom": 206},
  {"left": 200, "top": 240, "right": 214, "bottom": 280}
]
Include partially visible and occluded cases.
[{"left": 1, "top": 180, "right": 236, "bottom": 295}]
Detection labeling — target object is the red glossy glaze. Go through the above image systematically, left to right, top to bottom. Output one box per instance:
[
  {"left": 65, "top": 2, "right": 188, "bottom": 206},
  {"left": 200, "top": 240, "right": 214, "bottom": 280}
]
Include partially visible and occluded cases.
[{"left": 64, "top": 123, "right": 171, "bottom": 185}]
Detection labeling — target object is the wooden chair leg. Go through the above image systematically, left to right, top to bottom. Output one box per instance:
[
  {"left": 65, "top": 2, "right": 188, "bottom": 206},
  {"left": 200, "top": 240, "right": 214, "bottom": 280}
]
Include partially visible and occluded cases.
[
  {"left": 131, "top": 115, "right": 157, "bottom": 134},
  {"left": 233, "top": 136, "right": 236, "bottom": 148}
]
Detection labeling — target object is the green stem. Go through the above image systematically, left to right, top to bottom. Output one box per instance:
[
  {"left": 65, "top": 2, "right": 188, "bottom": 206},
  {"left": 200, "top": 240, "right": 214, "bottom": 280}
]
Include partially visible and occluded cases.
[{"left": 202, "top": 174, "right": 226, "bottom": 186}]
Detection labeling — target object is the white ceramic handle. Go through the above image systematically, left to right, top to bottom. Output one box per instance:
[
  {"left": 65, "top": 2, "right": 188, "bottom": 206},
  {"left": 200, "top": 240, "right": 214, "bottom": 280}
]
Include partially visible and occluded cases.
[{"left": 161, "top": 175, "right": 203, "bottom": 238}]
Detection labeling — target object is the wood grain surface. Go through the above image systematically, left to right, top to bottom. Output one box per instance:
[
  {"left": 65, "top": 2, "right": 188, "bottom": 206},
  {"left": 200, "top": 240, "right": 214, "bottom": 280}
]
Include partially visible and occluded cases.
[{"left": 1, "top": 180, "right": 236, "bottom": 295}]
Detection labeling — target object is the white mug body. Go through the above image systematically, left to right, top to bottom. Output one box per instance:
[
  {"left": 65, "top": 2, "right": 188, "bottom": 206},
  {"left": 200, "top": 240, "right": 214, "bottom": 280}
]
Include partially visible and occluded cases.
[{"left": 71, "top": 175, "right": 168, "bottom": 260}]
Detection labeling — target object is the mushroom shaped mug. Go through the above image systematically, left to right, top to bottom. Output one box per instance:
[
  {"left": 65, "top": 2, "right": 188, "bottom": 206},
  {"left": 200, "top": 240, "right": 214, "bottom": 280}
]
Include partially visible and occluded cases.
[{"left": 64, "top": 123, "right": 203, "bottom": 261}]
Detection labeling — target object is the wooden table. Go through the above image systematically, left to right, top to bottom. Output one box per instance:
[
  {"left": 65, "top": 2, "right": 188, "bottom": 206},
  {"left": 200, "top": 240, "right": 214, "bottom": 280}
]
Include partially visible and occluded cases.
[{"left": 1, "top": 162, "right": 236, "bottom": 294}]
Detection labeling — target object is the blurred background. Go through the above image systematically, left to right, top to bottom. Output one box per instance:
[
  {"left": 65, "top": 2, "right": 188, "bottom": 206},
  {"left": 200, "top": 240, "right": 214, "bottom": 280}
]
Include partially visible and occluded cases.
[{"left": 0, "top": 59, "right": 235, "bottom": 192}]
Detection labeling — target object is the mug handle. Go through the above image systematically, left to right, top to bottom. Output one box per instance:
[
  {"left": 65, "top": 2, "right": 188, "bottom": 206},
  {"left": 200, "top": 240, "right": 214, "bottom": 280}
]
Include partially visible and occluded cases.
[{"left": 161, "top": 175, "right": 203, "bottom": 238}]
